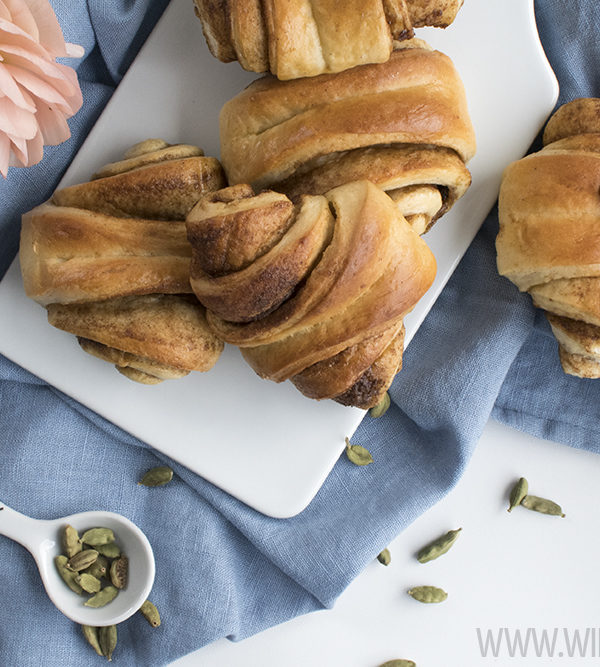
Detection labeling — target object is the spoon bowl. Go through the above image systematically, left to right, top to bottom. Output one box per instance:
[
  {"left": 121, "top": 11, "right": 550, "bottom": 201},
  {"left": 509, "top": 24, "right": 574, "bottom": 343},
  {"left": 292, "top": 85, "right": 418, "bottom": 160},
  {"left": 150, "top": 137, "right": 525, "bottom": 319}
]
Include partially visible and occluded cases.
[{"left": 0, "top": 503, "right": 155, "bottom": 626}]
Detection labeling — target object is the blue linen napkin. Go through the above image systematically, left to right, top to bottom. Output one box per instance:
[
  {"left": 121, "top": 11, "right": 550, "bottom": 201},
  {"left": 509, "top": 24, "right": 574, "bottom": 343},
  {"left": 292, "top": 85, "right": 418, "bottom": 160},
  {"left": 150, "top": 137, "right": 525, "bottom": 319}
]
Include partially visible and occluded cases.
[{"left": 1, "top": 1, "right": 599, "bottom": 665}]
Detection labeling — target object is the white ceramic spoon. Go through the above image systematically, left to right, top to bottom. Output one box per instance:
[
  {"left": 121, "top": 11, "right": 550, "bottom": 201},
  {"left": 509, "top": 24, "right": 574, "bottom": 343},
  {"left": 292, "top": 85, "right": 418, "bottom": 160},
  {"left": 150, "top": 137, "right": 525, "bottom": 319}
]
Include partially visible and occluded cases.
[{"left": 0, "top": 502, "right": 155, "bottom": 626}]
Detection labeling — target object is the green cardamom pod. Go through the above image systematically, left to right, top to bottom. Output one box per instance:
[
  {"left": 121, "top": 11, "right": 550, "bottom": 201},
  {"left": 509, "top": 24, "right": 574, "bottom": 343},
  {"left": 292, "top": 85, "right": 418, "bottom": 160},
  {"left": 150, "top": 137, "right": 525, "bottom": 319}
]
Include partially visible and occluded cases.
[
  {"left": 369, "top": 392, "right": 391, "bottom": 418},
  {"left": 344, "top": 437, "right": 373, "bottom": 466},
  {"left": 138, "top": 465, "right": 174, "bottom": 487},
  {"left": 507, "top": 477, "right": 529, "bottom": 512},
  {"left": 521, "top": 495, "right": 565, "bottom": 517},
  {"left": 62, "top": 524, "right": 82, "bottom": 558},
  {"left": 80, "top": 528, "right": 115, "bottom": 546},
  {"left": 417, "top": 528, "right": 462, "bottom": 564},
  {"left": 96, "top": 542, "right": 121, "bottom": 559},
  {"left": 377, "top": 548, "right": 391, "bottom": 566},
  {"left": 66, "top": 549, "right": 99, "bottom": 572},
  {"left": 55, "top": 555, "right": 84, "bottom": 594},
  {"left": 85, "top": 555, "right": 108, "bottom": 579},
  {"left": 110, "top": 556, "right": 128, "bottom": 589},
  {"left": 75, "top": 573, "right": 102, "bottom": 594},
  {"left": 85, "top": 585, "right": 119, "bottom": 608},
  {"left": 407, "top": 585, "right": 448, "bottom": 604},
  {"left": 139, "top": 600, "right": 161, "bottom": 627},
  {"left": 98, "top": 624, "right": 117, "bottom": 661},
  {"left": 81, "top": 625, "right": 103, "bottom": 657},
  {"left": 378, "top": 661, "right": 416, "bottom": 667}
]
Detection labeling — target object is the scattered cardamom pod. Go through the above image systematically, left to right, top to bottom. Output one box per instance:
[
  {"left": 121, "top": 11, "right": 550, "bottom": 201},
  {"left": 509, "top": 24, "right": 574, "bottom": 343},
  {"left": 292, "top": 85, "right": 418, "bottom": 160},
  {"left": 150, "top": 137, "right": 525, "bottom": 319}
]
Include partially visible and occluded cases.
[
  {"left": 369, "top": 392, "right": 391, "bottom": 418},
  {"left": 344, "top": 437, "right": 373, "bottom": 466},
  {"left": 139, "top": 465, "right": 174, "bottom": 487},
  {"left": 507, "top": 477, "right": 529, "bottom": 512},
  {"left": 521, "top": 495, "right": 565, "bottom": 517},
  {"left": 62, "top": 525, "right": 82, "bottom": 558},
  {"left": 80, "top": 528, "right": 116, "bottom": 547},
  {"left": 417, "top": 528, "right": 462, "bottom": 564},
  {"left": 96, "top": 542, "right": 121, "bottom": 559},
  {"left": 377, "top": 548, "right": 391, "bottom": 566},
  {"left": 66, "top": 549, "right": 99, "bottom": 572},
  {"left": 55, "top": 555, "right": 84, "bottom": 595},
  {"left": 85, "top": 555, "right": 108, "bottom": 580},
  {"left": 110, "top": 556, "right": 128, "bottom": 589},
  {"left": 75, "top": 573, "right": 102, "bottom": 594},
  {"left": 85, "top": 585, "right": 119, "bottom": 608},
  {"left": 407, "top": 585, "right": 448, "bottom": 604},
  {"left": 139, "top": 600, "right": 161, "bottom": 627},
  {"left": 98, "top": 624, "right": 117, "bottom": 661},
  {"left": 81, "top": 625, "right": 103, "bottom": 657},
  {"left": 378, "top": 661, "right": 416, "bottom": 667}
]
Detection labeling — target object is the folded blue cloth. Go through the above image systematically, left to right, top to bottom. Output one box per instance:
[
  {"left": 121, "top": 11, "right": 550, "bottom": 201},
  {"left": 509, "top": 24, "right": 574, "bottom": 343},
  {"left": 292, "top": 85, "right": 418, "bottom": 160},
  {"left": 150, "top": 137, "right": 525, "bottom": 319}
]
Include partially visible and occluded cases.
[{"left": 1, "top": 1, "right": 599, "bottom": 665}]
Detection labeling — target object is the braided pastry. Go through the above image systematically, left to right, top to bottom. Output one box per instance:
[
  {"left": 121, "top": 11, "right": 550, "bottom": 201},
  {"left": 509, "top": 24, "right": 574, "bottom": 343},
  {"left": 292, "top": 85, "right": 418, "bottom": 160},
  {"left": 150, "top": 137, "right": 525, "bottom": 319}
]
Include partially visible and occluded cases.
[
  {"left": 194, "top": 0, "right": 463, "bottom": 80},
  {"left": 220, "top": 41, "right": 475, "bottom": 234},
  {"left": 496, "top": 98, "right": 600, "bottom": 378},
  {"left": 20, "top": 140, "right": 225, "bottom": 383},
  {"left": 186, "top": 180, "right": 436, "bottom": 408}
]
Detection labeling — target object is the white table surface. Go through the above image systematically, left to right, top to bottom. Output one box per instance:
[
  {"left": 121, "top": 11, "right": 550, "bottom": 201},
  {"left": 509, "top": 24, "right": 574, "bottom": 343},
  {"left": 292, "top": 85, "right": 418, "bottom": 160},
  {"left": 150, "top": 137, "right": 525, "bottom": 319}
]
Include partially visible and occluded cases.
[{"left": 171, "top": 418, "right": 600, "bottom": 667}]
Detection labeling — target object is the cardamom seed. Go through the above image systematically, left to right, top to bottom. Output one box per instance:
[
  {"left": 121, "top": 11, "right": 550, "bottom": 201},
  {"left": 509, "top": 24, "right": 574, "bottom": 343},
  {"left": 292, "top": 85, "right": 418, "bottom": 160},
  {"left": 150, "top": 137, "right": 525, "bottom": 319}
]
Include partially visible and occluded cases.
[
  {"left": 369, "top": 392, "right": 391, "bottom": 418},
  {"left": 344, "top": 437, "right": 373, "bottom": 466},
  {"left": 139, "top": 465, "right": 174, "bottom": 487},
  {"left": 507, "top": 477, "right": 529, "bottom": 512},
  {"left": 521, "top": 495, "right": 565, "bottom": 517},
  {"left": 62, "top": 524, "right": 82, "bottom": 558},
  {"left": 80, "top": 528, "right": 115, "bottom": 546},
  {"left": 417, "top": 528, "right": 462, "bottom": 564},
  {"left": 96, "top": 542, "right": 121, "bottom": 559},
  {"left": 377, "top": 548, "right": 391, "bottom": 566},
  {"left": 66, "top": 549, "right": 99, "bottom": 572},
  {"left": 55, "top": 555, "right": 84, "bottom": 594},
  {"left": 85, "top": 555, "right": 108, "bottom": 579},
  {"left": 110, "top": 556, "right": 128, "bottom": 589},
  {"left": 75, "top": 573, "right": 102, "bottom": 594},
  {"left": 85, "top": 585, "right": 119, "bottom": 608},
  {"left": 407, "top": 585, "right": 448, "bottom": 604},
  {"left": 139, "top": 600, "right": 161, "bottom": 627},
  {"left": 98, "top": 624, "right": 117, "bottom": 661},
  {"left": 81, "top": 625, "right": 103, "bottom": 657},
  {"left": 378, "top": 661, "right": 416, "bottom": 667}
]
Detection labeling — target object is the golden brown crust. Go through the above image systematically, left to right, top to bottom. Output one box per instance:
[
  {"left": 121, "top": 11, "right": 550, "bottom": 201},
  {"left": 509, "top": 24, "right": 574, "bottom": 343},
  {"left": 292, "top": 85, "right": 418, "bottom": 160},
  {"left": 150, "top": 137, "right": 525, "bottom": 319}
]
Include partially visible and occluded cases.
[
  {"left": 194, "top": 0, "right": 463, "bottom": 79},
  {"left": 219, "top": 43, "right": 474, "bottom": 232},
  {"left": 497, "top": 98, "right": 600, "bottom": 379},
  {"left": 543, "top": 98, "right": 600, "bottom": 146},
  {"left": 20, "top": 140, "right": 226, "bottom": 383},
  {"left": 276, "top": 144, "right": 471, "bottom": 234},
  {"left": 187, "top": 180, "right": 436, "bottom": 406},
  {"left": 20, "top": 203, "right": 193, "bottom": 306},
  {"left": 48, "top": 295, "right": 223, "bottom": 373},
  {"left": 332, "top": 328, "right": 405, "bottom": 409},
  {"left": 77, "top": 337, "right": 190, "bottom": 382}
]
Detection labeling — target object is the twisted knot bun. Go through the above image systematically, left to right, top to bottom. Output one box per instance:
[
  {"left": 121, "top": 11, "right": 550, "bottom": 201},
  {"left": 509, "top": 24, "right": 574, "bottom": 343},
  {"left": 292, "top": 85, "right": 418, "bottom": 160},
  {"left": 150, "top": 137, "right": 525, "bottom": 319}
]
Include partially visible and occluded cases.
[
  {"left": 194, "top": 0, "right": 463, "bottom": 80},
  {"left": 220, "top": 42, "right": 475, "bottom": 234},
  {"left": 497, "top": 98, "right": 600, "bottom": 378},
  {"left": 20, "top": 140, "right": 225, "bottom": 383},
  {"left": 187, "top": 180, "right": 436, "bottom": 407}
]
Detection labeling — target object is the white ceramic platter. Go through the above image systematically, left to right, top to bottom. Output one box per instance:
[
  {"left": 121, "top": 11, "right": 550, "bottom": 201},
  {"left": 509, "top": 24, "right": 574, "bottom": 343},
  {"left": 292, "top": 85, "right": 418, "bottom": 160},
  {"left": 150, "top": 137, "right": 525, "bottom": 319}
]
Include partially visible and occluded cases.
[{"left": 0, "top": 0, "right": 557, "bottom": 518}]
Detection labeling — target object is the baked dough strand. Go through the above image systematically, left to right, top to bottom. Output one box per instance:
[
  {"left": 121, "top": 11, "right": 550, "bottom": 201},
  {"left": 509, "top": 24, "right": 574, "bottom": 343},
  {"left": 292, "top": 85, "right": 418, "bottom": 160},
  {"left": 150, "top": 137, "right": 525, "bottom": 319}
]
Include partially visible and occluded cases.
[{"left": 187, "top": 180, "right": 436, "bottom": 407}]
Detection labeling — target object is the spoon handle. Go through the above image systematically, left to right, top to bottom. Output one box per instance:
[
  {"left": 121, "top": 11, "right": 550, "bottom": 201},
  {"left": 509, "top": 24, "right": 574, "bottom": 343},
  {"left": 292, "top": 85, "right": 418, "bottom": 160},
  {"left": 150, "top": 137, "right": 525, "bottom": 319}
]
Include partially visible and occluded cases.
[{"left": 0, "top": 501, "right": 49, "bottom": 555}]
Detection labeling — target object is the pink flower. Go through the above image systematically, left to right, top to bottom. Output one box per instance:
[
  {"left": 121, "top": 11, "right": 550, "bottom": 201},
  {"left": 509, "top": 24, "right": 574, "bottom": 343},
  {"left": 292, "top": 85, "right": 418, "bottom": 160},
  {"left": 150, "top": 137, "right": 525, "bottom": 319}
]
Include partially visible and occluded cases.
[{"left": 0, "top": 0, "right": 84, "bottom": 177}]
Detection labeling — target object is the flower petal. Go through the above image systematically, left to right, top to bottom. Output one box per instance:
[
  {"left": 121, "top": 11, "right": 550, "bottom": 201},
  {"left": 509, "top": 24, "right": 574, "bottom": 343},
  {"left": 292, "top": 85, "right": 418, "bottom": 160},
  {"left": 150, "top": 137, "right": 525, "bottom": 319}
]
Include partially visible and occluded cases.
[
  {"left": 2, "top": 0, "right": 38, "bottom": 43},
  {"left": 0, "top": 60, "right": 35, "bottom": 110},
  {"left": 5, "top": 62, "right": 72, "bottom": 113},
  {"left": 0, "top": 94, "right": 37, "bottom": 138},
  {"left": 36, "top": 102, "right": 70, "bottom": 145},
  {"left": 0, "top": 130, "right": 10, "bottom": 177}
]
